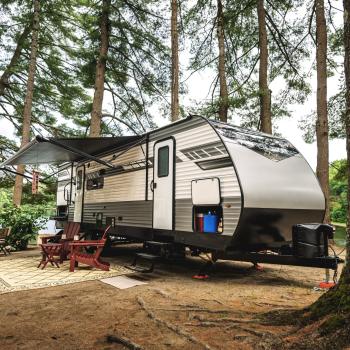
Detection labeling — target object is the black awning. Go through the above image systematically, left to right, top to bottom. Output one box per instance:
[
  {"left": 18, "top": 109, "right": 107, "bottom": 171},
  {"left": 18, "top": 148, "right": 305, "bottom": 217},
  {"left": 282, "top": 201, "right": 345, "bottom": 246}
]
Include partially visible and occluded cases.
[{"left": 1, "top": 135, "right": 142, "bottom": 166}]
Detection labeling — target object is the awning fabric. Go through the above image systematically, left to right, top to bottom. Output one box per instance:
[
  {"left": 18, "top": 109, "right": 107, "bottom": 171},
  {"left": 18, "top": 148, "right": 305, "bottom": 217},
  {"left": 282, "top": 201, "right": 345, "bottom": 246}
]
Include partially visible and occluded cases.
[{"left": 1, "top": 135, "right": 142, "bottom": 166}]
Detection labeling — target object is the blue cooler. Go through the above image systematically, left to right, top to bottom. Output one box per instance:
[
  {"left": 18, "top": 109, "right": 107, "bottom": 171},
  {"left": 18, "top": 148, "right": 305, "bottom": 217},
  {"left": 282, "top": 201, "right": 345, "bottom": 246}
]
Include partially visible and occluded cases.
[{"left": 203, "top": 212, "right": 219, "bottom": 233}]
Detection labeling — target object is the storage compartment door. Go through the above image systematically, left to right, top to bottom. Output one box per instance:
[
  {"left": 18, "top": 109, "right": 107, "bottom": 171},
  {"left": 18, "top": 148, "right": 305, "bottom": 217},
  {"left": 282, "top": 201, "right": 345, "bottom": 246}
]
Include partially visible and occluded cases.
[
  {"left": 153, "top": 138, "right": 174, "bottom": 230},
  {"left": 192, "top": 178, "right": 221, "bottom": 205}
]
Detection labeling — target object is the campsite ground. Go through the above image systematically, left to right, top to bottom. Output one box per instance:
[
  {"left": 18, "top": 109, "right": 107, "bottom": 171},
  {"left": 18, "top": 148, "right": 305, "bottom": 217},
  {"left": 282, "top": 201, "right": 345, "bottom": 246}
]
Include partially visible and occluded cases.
[{"left": 0, "top": 244, "right": 347, "bottom": 350}]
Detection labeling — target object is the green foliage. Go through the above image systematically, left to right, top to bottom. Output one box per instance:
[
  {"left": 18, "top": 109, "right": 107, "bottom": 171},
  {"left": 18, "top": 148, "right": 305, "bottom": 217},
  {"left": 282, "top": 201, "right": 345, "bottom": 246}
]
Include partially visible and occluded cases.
[
  {"left": 0, "top": 0, "right": 91, "bottom": 141},
  {"left": 74, "top": 0, "right": 170, "bottom": 135},
  {"left": 184, "top": 0, "right": 312, "bottom": 127},
  {"left": 330, "top": 159, "right": 347, "bottom": 223},
  {"left": 0, "top": 190, "right": 53, "bottom": 250}
]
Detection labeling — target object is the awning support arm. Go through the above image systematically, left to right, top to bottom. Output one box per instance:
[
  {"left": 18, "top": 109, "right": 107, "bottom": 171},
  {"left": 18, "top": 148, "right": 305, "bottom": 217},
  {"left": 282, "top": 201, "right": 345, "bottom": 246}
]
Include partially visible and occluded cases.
[
  {"left": 36, "top": 136, "right": 116, "bottom": 169},
  {"left": 107, "top": 136, "right": 146, "bottom": 163},
  {"left": 42, "top": 166, "right": 70, "bottom": 181},
  {"left": 0, "top": 167, "right": 50, "bottom": 184},
  {"left": 0, "top": 167, "right": 33, "bottom": 180}
]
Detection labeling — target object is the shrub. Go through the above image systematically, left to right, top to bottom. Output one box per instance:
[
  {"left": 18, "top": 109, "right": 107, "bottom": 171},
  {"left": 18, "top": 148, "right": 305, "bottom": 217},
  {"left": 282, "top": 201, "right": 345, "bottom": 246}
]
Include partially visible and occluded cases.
[{"left": 0, "top": 190, "right": 53, "bottom": 250}]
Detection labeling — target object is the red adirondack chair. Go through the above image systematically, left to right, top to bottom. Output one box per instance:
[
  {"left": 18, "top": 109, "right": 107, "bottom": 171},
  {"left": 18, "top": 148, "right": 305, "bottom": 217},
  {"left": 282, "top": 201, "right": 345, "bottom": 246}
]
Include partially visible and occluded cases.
[
  {"left": 42, "top": 222, "right": 82, "bottom": 260},
  {"left": 69, "top": 226, "right": 111, "bottom": 272}
]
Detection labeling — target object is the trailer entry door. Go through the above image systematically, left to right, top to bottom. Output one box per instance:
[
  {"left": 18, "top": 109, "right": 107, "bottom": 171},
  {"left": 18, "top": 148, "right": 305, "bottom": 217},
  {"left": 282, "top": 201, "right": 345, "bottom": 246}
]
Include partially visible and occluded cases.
[
  {"left": 153, "top": 138, "right": 174, "bottom": 230},
  {"left": 73, "top": 165, "right": 85, "bottom": 222}
]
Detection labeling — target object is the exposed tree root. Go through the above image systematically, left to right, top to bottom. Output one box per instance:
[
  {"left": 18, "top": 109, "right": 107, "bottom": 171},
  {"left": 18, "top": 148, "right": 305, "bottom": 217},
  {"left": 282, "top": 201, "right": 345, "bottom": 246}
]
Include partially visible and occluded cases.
[
  {"left": 151, "top": 288, "right": 172, "bottom": 299},
  {"left": 136, "top": 296, "right": 213, "bottom": 350},
  {"left": 190, "top": 314, "right": 259, "bottom": 324},
  {"left": 225, "top": 324, "right": 270, "bottom": 337},
  {"left": 106, "top": 334, "right": 143, "bottom": 350}
]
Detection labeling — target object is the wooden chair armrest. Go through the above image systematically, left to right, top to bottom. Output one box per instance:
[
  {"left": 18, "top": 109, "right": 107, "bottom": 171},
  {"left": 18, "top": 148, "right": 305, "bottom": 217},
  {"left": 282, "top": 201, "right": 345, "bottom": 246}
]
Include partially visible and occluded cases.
[
  {"left": 78, "top": 232, "right": 86, "bottom": 240},
  {"left": 41, "top": 236, "right": 57, "bottom": 244},
  {"left": 60, "top": 237, "right": 74, "bottom": 242},
  {"left": 69, "top": 240, "right": 105, "bottom": 247}
]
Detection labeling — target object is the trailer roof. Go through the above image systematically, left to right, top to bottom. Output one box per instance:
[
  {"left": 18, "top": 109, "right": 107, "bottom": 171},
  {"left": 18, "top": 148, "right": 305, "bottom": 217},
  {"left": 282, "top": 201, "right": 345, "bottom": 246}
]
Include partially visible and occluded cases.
[{"left": 1, "top": 135, "right": 141, "bottom": 166}]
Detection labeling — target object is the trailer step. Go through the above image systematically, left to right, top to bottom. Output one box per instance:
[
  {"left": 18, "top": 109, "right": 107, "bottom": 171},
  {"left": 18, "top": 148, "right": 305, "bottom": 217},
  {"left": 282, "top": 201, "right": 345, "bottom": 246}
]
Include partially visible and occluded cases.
[
  {"left": 136, "top": 252, "right": 162, "bottom": 261},
  {"left": 124, "top": 253, "right": 162, "bottom": 273},
  {"left": 124, "top": 264, "right": 154, "bottom": 273}
]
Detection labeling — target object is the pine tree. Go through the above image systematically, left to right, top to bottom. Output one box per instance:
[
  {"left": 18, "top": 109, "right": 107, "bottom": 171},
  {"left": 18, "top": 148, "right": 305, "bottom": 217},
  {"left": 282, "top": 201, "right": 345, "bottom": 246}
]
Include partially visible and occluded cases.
[
  {"left": 0, "top": 0, "right": 91, "bottom": 138},
  {"left": 1, "top": 0, "right": 91, "bottom": 203},
  {"left": 13, "top": 0, "right": 40, "bottom": 206},
  {"left": 77, "top": 0, "right": 169, "bottom": 136},
  {"left": 89, "top": 0, "right": 111, "bottom": 137},
  {"left": 171, "top": 0, "right": 180, "bottom": 122},
  {"left": 185, "top": 0, "right": 311, "bottom": 126},
  {"left": 217, "top": 0, "right": 228, "bottom": 122},
  {"left": 257, "top": 0, "right": 271, "bottom": 134},
  {"left": 315, "top": 0, "right": 330, "bottom": 223},
  {"left": 342, "top": 0, "right": 349, "bottom": 282},
  {"left": 305, "top": 2, "right": 349, "bottom": 329},
  {"left": 0, "top": 25, "right": 31, "bottom": 97}
]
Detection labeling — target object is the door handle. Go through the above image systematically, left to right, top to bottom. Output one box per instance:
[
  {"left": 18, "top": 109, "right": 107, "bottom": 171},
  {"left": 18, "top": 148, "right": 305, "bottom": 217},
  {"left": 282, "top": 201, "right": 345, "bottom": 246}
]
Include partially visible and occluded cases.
[{"left": 150, "top": 180, "right": 157, "bottom": 192}]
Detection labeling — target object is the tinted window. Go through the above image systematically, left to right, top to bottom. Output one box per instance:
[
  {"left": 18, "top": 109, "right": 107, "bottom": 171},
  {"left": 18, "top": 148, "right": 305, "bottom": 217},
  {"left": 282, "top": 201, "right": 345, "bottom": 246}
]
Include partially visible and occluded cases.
[
  {"left": 212, "top": 122, "right": 299, "bottom": 161},
  {"left": 158, "top": 146, "right": 169, "bottom": 177},
  {"left": 76, "top": 170, "right": 83, "bottom": 190}
]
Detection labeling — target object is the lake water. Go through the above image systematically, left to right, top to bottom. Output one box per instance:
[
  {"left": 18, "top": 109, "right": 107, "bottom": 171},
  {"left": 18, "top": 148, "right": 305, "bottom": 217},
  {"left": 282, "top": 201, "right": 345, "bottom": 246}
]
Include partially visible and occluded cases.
[{"left": 334, "top": 225, "right": 346, "bottom": 247}]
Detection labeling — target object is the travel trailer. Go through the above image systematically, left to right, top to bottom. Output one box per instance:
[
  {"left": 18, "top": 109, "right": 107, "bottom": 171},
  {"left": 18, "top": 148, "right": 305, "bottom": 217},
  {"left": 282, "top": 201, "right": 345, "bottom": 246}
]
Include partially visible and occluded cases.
[{"left": 1, "top": 115, "right": 340, "bottom": 270}]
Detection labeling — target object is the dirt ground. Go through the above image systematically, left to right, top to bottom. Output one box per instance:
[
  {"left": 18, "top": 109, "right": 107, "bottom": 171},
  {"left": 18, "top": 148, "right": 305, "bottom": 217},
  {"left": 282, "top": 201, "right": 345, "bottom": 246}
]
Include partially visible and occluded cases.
[{"left": 0, "top": 244, "right": 347, "bottom": 350}]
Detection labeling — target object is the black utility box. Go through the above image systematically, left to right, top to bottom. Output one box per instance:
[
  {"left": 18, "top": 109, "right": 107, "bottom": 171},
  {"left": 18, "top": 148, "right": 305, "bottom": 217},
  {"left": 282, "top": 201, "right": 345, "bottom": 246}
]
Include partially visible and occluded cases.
[{"left": 292, "top": 223, "right": 333, "bottom": 258}]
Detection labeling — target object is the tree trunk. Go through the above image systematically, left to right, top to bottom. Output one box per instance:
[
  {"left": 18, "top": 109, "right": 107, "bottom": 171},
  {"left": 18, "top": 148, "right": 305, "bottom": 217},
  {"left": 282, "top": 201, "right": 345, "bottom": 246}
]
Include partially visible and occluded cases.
[
  {"left": 13, "top": 0, "right": 40, "bottom": 206},
  {"left": 89, "top": 0, "right": 111, "bottom": 137},
  {"left": 171, "top": 0, "right": 179, "bottom": 122},
  {"left": 217, "top": 0, "right": 228, "bottom": 122},
  {"left": 257, "top": 0, "right": 272, "bottom": 134},
  {"left": 305, "top": 0, "right": 349, "bottom": 324},
  {"left": 315, "top": 0, "right": 330, "bottom": 223},
  {"left": 342, "top": 0, "right": 350, "bottom": 282},
  {"left": 0, "top": 25, "right": 31, "bottom": 96}
]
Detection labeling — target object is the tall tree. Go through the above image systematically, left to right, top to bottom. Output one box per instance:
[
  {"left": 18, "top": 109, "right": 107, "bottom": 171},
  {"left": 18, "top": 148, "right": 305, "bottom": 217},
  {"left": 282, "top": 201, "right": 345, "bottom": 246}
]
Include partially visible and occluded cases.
[
  {"left": 13, "top": 0, "right": 40, "bottom": 206},
  {"left": 78, "top": 0, "right": 169, "bottom": 136},
  {"left": 89, "top": 0, "right": 111, "bottom": 137},
  {"left": 170, "top": 0, "right": 179, "bottom": 122},
  {"left": 217, "top": 0, "right": 228, "bottom": 122},
  {"left": 257, "top": 0, "right": 271, "bottom": 134},
  {"left": 315, "top": 0, "right": 330, "bottom": 223},
  {"left": 343, "top": 0, "right": 350, "bottom": 281},
  {"left": 0, "top": 1, "right": 91, "bottom": 138},
  {"left": 185, "top": 1, "right": 311, "bottom": 125},
  {"left": 306, "top": 2, "right": 349, "bottom": 330},
  {"left": 0, "top": 25, "right": 31, "bottom": 97}
]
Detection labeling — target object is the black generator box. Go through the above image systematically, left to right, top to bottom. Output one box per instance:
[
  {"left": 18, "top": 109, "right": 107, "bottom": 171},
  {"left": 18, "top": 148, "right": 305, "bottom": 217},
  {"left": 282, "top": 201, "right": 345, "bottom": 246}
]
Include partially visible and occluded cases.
[{"left": 292, "top": 223, "right": 333, "bottom": 258}]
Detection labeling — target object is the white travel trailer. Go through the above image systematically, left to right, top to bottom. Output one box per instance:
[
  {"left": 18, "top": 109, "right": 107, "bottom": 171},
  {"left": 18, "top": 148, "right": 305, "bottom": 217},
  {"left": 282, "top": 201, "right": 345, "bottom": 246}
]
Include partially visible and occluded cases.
[{"left": 1, "top": 116, "right": 340, "bottom": 269}]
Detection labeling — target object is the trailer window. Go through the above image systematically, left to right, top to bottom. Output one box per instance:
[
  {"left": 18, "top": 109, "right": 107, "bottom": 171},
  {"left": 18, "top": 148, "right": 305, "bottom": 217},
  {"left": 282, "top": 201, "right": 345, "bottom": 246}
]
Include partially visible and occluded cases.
[
  {"left": 212, "top": 122, "right": 299, "bottom": 161},
  {"left": 158, "top": 146, "right": 169, "bottom": 177},
  {"left": 76, "top": 170, "right": 83, "bottom": 190},
  {"left": 86, "top": 170, "right": 104, "bottom": 190},
  {"left": 87, "top": 177, "right": 104, "bottom": 190}
]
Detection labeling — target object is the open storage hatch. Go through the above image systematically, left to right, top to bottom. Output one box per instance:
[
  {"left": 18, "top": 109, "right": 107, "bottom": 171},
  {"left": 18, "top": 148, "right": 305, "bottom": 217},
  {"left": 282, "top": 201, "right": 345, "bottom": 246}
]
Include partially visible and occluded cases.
[{"left": 191, "top": 178, "right": 223, "bottom": 234}]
